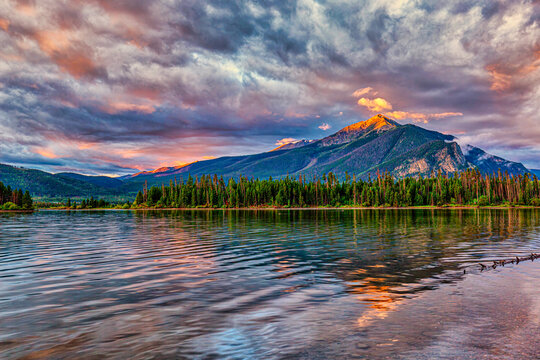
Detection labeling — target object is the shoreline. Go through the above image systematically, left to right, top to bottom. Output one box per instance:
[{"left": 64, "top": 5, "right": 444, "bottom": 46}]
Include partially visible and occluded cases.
[{"left": 36, "top": 205, "right": 540, "bottom": 211}]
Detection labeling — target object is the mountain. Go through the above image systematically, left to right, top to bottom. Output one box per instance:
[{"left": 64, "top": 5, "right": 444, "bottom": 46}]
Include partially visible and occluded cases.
[
  {"left": 126, "top": 114, "right": 530, "bottom": 184},
  {"left": 319, "top": 114, "right": 400, "bottom": 146},
  {"left": 0, "top": 115, "right": 532, "bottom": 197},
  {"left": 271, "top": 140, "right": 314, "bottom": 151},
  {"left": 461, "top": 145, "right": 529, "bottom": 176},
  {"left": 119, "top": 163, "right": 196, "bottom": 180},
  {"left": 0, "top": 164, "right": 138, "bottom": 199},
  {"left": 0, "top": 164, "right": 113, "bottom": 197},
  {"left": 531, "top": 169, "right": 540, "bottom": 178},
  {"left": 55, "top": 172, "right": 124, "bottom": 189}
]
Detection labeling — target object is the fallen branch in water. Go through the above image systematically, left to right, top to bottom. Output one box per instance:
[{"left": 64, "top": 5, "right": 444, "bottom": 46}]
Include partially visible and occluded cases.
[{"left": 476, "top": 253, "right": 539, "bottom": 272}]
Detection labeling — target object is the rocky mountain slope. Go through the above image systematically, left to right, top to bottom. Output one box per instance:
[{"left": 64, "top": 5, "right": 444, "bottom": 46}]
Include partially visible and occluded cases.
[
  {"left": 124, "top": 114, "right": 530, "bottom": 185},
  {"left": 0, "top": 115, "right": 531, "bottom": 197}
]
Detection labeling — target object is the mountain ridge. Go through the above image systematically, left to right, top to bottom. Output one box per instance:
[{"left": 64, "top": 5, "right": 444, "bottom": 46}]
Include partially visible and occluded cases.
[
  {"left": 122, "top": 114, "right": 529, "bottom": 183},
  {"left": 0, "top": 115, "right": 532, "bottom": 197}
]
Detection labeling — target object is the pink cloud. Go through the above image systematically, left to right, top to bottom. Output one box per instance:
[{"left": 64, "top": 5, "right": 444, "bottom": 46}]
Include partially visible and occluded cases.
[
  {"left": 352, "top": 87, "right": 375, "bottom": 97},
  {"left": 101, "top": 102, "right": 156, "bottom": 114},
  {"left": 384, "top": 111, "right": 463, "bottom": 123},
  {"left": 318, "top": 123, "right": 330, "bottom": 130},
  {"left": 275, "top": 138, "right": 298, "bottom": 146}
]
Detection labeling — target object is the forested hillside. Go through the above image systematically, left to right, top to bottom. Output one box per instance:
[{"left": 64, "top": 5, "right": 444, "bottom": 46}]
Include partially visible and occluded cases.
[
  {"left": 0, "top": 164, "right": 138, "bottom": 198},
  {"left": 134, "top": 170, "right": 540, "bottom": 208}
]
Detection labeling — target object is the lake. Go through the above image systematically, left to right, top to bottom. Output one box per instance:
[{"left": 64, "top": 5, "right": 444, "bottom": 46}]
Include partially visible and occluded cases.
[{"left": 0, "top": 209, "right": 539, "bottom": 359}]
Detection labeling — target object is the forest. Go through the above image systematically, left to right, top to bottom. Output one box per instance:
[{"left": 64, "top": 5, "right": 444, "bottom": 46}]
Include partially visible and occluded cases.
[
  {"left": 133, "top": 169, "right": 540, "bottom": 208},
  {"left": 0, "top": 181, "right": 33, "bottom": 210},
  {"left": 36, "top": 197, "right": 134, "bottom": 209}
]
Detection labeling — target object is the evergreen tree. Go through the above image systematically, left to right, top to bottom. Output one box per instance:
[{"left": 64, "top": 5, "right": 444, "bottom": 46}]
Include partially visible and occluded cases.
[
  {"left": 133, "top": 171, "right": 540, "bottom": 208},
  {"left": 22, "top": 191, "right": 33, "bottom": 209},
  {"left": 135, "top": 191, "right": 144, "bottom": 205}
]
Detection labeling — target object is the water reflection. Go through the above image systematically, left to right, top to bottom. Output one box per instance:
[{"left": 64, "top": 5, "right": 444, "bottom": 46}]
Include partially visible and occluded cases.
[{"left": 0, "top": 209, "right": 539, "bottom": 359}]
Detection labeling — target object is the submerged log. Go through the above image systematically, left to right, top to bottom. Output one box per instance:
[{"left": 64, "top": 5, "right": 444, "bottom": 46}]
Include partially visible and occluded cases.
[{"left": 475, "top": 253, "right": 539, "bottom": 272}]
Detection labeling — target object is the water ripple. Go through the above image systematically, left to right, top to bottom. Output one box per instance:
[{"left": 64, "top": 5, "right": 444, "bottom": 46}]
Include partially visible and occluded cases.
[{"left": 0, "top": 209, "right": 539, "bottom": 359}]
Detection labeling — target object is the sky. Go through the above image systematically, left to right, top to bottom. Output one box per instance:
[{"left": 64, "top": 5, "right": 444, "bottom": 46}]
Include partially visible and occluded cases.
[{"left": 0, "top": 0, "right": 538, "bottom": 176}]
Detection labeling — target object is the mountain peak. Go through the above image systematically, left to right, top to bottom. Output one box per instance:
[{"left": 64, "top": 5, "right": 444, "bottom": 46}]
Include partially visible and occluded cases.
[
  {"left": 317, "top": 114, "right": 399, "bottom": 147},
  {"left": 339, "top": 114, "right": 398, "bottom": 133},
  {"left": 271, "top": 139, "right": 314, "bottom": 152}
]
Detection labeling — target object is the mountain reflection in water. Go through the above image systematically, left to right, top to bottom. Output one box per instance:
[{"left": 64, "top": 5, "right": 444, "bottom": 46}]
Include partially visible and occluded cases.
[{"left": 0, "top": 209, "right": 539, "bottom": 359}]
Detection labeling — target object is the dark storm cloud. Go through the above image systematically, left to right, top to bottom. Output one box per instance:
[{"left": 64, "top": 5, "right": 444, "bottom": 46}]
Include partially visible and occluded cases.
[
  {"left": 0, "top": 0, "right": 538, "bottom": 174},
  {"left": 171, "top": 6, "right": 249, "bottom": 52},
  {"left": 366, "top": 9, "right": 398, "bottom": 55},
  {"left": 263, "top": 28, "right": 308, "bottom": 64}
]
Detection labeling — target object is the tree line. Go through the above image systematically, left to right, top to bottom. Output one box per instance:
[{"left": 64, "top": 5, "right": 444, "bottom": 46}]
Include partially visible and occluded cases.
[
  {"left": 133, "top": 169, "right": 540, "bottom": 208},
  {"left": 0, "top": 181, "right": 33, "bottom": 210},
  {"left": 48, "top": 197, "right": 129, "bottom": 209},
  {"left": 67, "top": 197, "right": 111, "bottom": 209}
]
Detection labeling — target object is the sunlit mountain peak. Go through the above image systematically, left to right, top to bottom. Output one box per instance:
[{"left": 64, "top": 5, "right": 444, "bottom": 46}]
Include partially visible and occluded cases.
[{"left": 338, "top": 114, "right": 399, "bottom": 133}]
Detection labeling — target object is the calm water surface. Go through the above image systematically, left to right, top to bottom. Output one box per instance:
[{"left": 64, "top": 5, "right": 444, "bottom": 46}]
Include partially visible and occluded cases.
[{"left": 0, "top": 209, "right": 539, "bottom": 359}]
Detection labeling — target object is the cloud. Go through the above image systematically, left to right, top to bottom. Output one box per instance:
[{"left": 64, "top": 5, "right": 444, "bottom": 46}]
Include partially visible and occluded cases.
[
  {"left": 0, "top": 0, "right": 538, "bottom": 173},
  {"left": 0, "top": 18, "right": 9, "bottom": 31},
  {"left": 32, "top": 30, "right": 107, "bottom": 79},
  {"left": 486, "top": 65, "right": 512, "bottom": 92},
  {"left": 352, "top": 87, "right": 374, "bottom": 97},
  {"left": 356, "top": 88, "right": 464, "bottom": 124},
  {"left": 357, "top": 97, "right": 393, "bottom": 112},
  {"left": 101, "top": 102, "right": 156, "bottom": 115},
  {"left": 384, "top": 111, "right": 463, "bottom": 123},
  {"left": 318, "top": 123, "right": 331, "bottom": 131},
  {"left": 275, "top": 138, "right": 298, "bottom": 146},
  {"left": 33, "top": 147, "right": 59, "bottom": 159}
]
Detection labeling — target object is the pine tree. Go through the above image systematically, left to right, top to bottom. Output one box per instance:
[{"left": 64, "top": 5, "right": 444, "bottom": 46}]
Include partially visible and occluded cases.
[
  {"left": 132, "top": 170, "right": 540, "bottom": 209},
  {"left": 22, "top": 191, "right": 33, "bottom": 209},
  {"left": 135, "top": 191, "right": 144, "bottom": 205}
]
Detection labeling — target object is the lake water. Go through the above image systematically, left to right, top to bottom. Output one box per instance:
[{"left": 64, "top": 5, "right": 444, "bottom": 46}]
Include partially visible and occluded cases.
[{"left": 0, "top": 209, "right": 539, "bottom": 359}]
